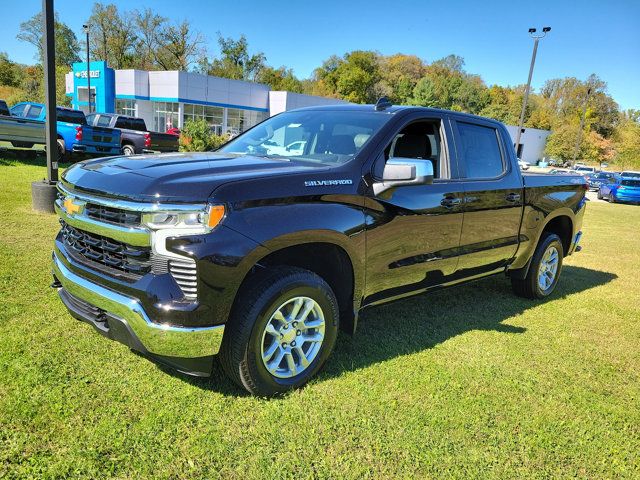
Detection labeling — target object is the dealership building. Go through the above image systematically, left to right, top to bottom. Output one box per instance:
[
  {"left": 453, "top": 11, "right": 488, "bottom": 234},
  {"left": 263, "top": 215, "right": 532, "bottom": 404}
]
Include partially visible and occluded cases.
[
  {"left": 65, "top": 61, "right": 345, "bottom": 136},
  {"left": 66, "top": 61, "right": 549, "bottom": 163}
]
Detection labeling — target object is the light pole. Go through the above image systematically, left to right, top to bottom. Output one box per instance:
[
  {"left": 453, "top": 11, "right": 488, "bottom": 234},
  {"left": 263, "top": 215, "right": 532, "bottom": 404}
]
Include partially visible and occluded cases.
[
  {"left": 31, "top": 0, "right": 58, "bottom": 213},
  {"left": 82, "top": 24, "right": 91, "bottom": 113},
  {"left": 514, "top": 26, "right": 551, "bottom": 158}
]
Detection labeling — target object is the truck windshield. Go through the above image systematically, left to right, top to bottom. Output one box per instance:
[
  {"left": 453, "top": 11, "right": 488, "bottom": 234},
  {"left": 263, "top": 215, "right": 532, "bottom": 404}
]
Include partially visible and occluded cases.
[{"left": 219, "top": 110, "right": 390, "bottom": 165}]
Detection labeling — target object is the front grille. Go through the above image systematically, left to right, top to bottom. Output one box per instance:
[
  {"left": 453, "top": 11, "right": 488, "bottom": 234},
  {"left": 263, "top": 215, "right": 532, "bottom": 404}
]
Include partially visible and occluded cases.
[
  {"left": 85, "top": 203, "right": 141, "bottom": 226},
  {"left": 60, "top": 221, "right": 151, "bottom": 277},
  {"left": 168, "top": 258, "right": 198, "bottom": 300}
]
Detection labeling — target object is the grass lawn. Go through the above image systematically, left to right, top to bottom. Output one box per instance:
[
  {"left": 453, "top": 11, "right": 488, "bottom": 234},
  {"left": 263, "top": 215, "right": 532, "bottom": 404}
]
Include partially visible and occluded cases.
[{"left": 1, "top": 156, "right": 639, "bottom": 479}]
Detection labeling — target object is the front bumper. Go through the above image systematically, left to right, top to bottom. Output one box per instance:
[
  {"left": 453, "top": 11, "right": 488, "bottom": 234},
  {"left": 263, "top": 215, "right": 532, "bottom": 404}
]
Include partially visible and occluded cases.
[{"left": 52, "top": 252, "right": 224, "bottom": 376}]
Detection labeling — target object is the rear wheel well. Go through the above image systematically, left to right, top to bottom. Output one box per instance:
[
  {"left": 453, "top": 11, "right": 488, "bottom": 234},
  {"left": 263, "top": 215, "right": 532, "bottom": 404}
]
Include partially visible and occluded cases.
[
  {"left": 542, "top": 216, "right": 573, "bottom": 256},
  {"left": 241, "top": 243, "right": 356, "bottom": 334}
]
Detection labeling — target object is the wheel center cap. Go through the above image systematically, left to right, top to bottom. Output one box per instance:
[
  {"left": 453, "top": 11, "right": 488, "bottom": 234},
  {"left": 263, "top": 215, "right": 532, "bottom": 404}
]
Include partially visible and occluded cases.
[{"left": 282, "top": 328, "right": 296, "bottom": 344}]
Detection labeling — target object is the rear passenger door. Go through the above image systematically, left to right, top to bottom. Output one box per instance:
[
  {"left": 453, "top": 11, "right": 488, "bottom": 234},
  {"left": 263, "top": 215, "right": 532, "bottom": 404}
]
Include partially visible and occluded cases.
[{"left": 451, "top": 116, "right": 524, "bottom": 275}]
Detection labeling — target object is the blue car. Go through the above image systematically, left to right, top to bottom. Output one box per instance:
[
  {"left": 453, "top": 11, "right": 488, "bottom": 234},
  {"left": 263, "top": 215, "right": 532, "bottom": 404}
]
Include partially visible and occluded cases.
[{"left": 598, "top": 177, "right": 640, "bottom": 204}]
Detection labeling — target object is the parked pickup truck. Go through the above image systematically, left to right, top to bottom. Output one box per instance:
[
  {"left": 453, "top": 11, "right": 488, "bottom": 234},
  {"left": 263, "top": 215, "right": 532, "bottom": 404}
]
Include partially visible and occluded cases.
[
  {"left": 0, "top": 99, "right": 46, "bottom": 149},
  {"left": 11, "top": 102, "right": 121, "bottom": 159},
  {"left": 52, "top": 102, "right": 586, "bottom": 396},
  {"left": 86, "top": 113, "right": 179, "bottom": 155}
]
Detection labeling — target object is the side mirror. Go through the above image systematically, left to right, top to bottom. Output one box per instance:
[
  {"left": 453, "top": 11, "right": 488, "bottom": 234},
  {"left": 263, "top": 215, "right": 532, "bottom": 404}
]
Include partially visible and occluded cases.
[{"left": 373, "top": 157, "right": 434, "bottom": 195}]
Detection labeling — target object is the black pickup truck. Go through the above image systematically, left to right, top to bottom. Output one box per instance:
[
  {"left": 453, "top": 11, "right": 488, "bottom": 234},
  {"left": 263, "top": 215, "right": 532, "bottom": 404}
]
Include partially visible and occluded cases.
[
  {"left": 52, "top": 102, "right": 586, "bottom": 396},
  {"left": 86, "top": 113, "right": 178, "bottom": 155}
]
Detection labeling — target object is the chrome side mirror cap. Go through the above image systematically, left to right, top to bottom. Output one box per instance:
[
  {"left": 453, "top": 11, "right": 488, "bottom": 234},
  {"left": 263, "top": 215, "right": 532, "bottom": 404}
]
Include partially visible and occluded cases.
[{"left": 373, "top": 157, "right": 434, "bottom": 195}]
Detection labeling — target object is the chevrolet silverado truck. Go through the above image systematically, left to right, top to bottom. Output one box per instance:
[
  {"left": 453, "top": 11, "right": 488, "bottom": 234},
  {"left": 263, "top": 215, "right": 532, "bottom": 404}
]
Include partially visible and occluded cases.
[
  {"left": 0, "top": 99, "right": 45, "bottom": 149},
  {"left": 11, "top": 102, "right": 121, "bottom": 159},
  {"left": 51, "top": 102, "right": 586, "bottom": 396},
  {"left": 86, "top": 113, "right": 179, "bottom": 155}
]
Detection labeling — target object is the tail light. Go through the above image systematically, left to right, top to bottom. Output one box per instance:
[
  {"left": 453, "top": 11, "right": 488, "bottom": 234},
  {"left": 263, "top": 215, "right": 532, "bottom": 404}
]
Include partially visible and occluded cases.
[
  {"left": 75, "top": 125, "right": 83, "bottom": 141},
  {"left": 144, "top": 132, "right": 151, "bottom": 148}
]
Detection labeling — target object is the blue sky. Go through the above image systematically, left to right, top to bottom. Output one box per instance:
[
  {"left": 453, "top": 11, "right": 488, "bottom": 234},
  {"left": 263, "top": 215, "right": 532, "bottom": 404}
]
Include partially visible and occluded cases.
[{"left": 2, "top": 0, "right": 639, "bottom": 109}]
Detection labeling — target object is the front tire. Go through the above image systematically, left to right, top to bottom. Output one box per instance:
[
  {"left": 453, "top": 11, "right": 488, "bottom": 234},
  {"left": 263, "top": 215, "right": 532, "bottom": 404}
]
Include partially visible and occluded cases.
[
  {"left": 597, "top": 189, "right": 603, "bottom": 200},
  {"left": 512, "top": 232, "right": 564, "bottom": 299},
  {"left": 220, "top": 266, "right": 339, "bottom": 396}
]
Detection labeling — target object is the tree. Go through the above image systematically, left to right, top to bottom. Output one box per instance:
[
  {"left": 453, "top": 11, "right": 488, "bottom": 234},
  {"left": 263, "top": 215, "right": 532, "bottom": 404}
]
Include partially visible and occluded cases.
[
  {"left": 86, "top": 3, "right": 137, "bottom": 69},
  {"left": 133, "top": 8, "right": 166, "bottom": 70},
  {"left": 16, "top": 12, "right": 80, "bottom": 67},
  {"left": 155, "top": 21, "right": 205, "bottom": 71},
  {"left": 199, "top": 35, "right": 266, "bottom": 81},
  {"left": 313, "top": 51, "right": 381, "bottom": 104},
  {"left": 0, "top": 52, "right": 22, "bottom": 87},
  {"left": 377, "top": 54, "right": 425, "bottom": 104},
  {"left": 256, "top": 66, "right": 303, "bottom": 92},
  {"left": 613, "top": 118, "right": 640, "bottom": 170}
]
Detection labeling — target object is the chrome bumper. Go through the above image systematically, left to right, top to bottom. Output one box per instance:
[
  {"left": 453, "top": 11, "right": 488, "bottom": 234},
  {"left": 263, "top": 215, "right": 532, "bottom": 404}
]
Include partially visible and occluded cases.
[{"left": 52, "top": 252, "right": 224, "bottom": 359}]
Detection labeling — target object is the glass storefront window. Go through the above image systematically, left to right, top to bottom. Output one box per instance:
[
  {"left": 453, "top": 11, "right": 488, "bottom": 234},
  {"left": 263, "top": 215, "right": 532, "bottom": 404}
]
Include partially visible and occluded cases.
[
  {"left": 115, "top": 99, "right": 136, "bottom": 117},
  {"left": 153, "top": 102, "right": 179, "bottom": 133},
  {"left": 183, "top": 103, "right": 224, "bottom": 135},
  {"left": 226, "top": 108, "right": 267, "bottom": 136}
]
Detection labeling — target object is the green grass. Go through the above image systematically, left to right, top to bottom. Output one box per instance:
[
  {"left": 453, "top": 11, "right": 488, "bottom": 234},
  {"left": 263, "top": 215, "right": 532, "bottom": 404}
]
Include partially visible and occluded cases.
[{"left": 1, "top": 156, "right": 639, "bottom": 479}]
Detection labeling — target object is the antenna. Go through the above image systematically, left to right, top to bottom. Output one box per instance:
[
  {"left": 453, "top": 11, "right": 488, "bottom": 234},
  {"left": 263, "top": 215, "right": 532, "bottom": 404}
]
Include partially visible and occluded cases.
[{"left": 374, "top": 97, "right": 392, "bottom": 111}]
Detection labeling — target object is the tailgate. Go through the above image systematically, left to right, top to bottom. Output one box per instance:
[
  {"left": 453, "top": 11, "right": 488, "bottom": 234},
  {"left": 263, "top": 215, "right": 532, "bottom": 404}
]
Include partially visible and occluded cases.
[
  {"left": 86, "top": 126, "right": 121, "bottom": 146},
  {"left": 150, "top": 132, "right": 179, "bottom": 151}
]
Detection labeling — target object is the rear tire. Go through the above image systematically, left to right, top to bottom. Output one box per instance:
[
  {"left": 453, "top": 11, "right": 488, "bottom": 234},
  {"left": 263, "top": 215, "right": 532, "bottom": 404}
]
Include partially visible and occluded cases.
[
  {"left": 56, "top": 139, "right": 65, "bottom": 161},
  {"left": 122, "top": 144, "right": 135, "bottom": 156},
  {"left": 597, "top": 189, "right": 603, "bottom": 200},
  {"left": 609, "top": 193, "right": 616, "bottom": 203},
  {"left": 511, "top": 232, "right": 564, "bottom": 299},
  {"left": 220, "top": 266, "right": 339, "bottom": 397}
]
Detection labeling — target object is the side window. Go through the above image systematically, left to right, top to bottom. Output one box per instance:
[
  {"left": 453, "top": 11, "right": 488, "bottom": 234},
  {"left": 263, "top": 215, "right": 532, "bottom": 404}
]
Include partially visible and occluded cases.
[
  {"left": 10, "top": 104, "right": 27, "bottom": 117},
  {"left": 25, "top": 105, "right": 43, "bottom": 119},
  {"left": 115, "top": 117, "right": 130, "bottom": 129},
  {"left": 132, "top": 119, "right": 146, "bottom": 131},
  {"left": 381, "top": 120, "right": 443, "bottom": 179},
  {"left": 457, "top": 122, "right": 504, "bottom": 179}
]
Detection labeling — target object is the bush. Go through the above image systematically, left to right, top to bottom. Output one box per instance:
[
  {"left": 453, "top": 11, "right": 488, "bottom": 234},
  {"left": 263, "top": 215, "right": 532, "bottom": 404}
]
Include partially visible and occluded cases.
[{"left": 179, "top": 119, "right": 229, "bottom": 152}]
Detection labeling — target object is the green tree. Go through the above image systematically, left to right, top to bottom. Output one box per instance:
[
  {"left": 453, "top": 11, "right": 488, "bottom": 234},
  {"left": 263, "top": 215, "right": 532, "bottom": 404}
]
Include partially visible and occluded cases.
[
  {"left": 86, "top": 3, "right": 137, "bottom": 69},
  {"left": 16, "top": 12, "right": 80, "bottom": 67},
  {"left": 199, "top": 35, "right": 266, "bottom": 81},
  {"left": 314, "top": 51, "right": 381, "bottom": 104},
  {"left": 0, "top": 52, "right": 22, "bottom": 87},
  {"left": 377, "top": 54, "right": 425, "bottom": 104},
  {"left": 256, "top": 66, "right": 303, "bottom": 93},
  {"left": 613, "top": 118, "right": 640, "bottom": 170}
]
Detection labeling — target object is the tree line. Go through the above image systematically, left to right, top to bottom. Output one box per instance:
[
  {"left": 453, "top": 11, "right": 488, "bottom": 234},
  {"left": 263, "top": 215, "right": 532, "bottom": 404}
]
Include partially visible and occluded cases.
[{"left": 0, "top": 2, "right": 638, "bottom": 169}]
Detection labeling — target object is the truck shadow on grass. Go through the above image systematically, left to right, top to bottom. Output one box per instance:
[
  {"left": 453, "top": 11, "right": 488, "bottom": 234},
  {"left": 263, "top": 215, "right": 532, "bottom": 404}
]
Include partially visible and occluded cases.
[{"left": 168, "top": 265, "right": 617, "bottom": 396}]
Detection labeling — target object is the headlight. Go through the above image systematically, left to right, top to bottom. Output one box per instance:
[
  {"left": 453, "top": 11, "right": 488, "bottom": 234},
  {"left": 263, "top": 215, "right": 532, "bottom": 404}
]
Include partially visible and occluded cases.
[{"left": 141, "top": 205, "right": 225, "bottom": 231}]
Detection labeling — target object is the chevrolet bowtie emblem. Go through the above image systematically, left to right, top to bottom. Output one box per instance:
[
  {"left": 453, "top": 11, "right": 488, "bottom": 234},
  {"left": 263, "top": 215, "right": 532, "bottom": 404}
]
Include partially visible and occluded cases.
[{"left": 63, "top": 197, "right": 83, "bottom": 215}]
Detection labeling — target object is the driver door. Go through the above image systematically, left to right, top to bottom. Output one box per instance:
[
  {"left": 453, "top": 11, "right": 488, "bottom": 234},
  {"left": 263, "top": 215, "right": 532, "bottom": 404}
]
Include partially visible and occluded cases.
[{"left": 363, "top": 114, "right": 465, "bottom": 305}]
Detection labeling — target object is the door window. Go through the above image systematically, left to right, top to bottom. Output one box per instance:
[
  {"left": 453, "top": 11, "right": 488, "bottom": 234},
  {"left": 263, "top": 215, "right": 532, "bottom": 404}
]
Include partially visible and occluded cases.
[
  {"left": 25, "top": 105, "right": 43, "bottom": 119},
  {"left": 379, "top": 120, "right": 443, "bottom": 179},
  {"left": 456, "top": 122, "right": 504, "bottom": 179}
]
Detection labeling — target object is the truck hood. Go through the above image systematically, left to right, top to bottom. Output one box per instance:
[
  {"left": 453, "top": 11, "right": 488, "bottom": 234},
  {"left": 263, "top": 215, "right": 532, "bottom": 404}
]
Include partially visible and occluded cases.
[{"left": 62, "top": 152, "right": 329, "bottom": 202}]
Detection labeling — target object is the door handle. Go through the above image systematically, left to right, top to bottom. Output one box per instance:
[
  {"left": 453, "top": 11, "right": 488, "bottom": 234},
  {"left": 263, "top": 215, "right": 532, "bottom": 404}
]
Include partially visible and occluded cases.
[
  {"left": 505, "top": 192, "right": 521, "bottom": 202},
  {"left": 441, "top": 196, "right": 462, "bottom": 208}
]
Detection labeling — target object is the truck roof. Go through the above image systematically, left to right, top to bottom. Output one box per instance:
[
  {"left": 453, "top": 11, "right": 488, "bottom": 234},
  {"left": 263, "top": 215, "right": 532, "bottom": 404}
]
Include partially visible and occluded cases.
[{"left": 289, "top": 103, "right": 502, "bottom": 124}]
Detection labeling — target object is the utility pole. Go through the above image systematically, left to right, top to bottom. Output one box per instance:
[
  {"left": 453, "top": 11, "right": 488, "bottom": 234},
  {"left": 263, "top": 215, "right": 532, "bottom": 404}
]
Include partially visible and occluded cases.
[
  {"left": 31, "top": 0, "right": 59, "bottom": 213},
  {"left": 83, "top": 24, "right": 91, "bottom": 113},
  {"left": 514, "top": 27, "right": 551, "bottom": 158},
  {"left": 572, "top": 87, "right": 592, "bottom": 165}
]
